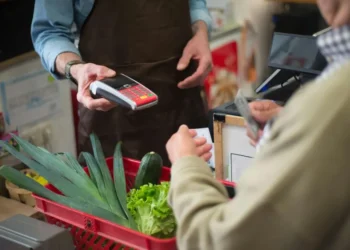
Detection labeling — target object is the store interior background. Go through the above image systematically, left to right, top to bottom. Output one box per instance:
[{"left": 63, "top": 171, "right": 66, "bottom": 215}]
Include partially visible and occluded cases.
[{"left": 0, "top": 0, "right": 327, "bottom": 195}]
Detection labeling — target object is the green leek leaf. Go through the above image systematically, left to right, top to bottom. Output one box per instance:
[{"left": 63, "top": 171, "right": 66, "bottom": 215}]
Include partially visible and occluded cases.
[
  {"left": 90, "top": 133, "right": 126, "bottom": 219},
  {"left": 9, "top": 134, "right": 103, "bottom": 204},
  {"left": 0, "top": 141, "right": 109, "bottom": 211},
  {"left": 113, "top": 142, "right": 137, "bottom": 229},
  {"left": 82, "top": 152, "right": 107, "bottom": 201},
  {"left": 0, "top": 166, "right": 129, "bottom": 227}
]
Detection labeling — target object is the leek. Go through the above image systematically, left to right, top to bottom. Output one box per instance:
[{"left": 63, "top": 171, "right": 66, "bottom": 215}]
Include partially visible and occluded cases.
[
  {"left": 90, "top": 133, "right": 125, "bottom": 219},
  {"left": 10, "top": 134, "right": 103, "bottom": 203},
  {"left": 0, "top": 141, "right": 109, "bottom": 210},
  {"left": 114, "top": 142, "right": 137, "bottom": 229},
  {"left": 82, "top": 152, "right": 107, "bottom": 202},
  {"left": 0, "top": 166, "right": 129, "bottom": 227}
]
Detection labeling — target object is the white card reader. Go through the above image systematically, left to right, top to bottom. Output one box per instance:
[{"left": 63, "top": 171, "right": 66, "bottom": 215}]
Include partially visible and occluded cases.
[{"left": 90, "top": 73, "right": 158, "bottom": 110}]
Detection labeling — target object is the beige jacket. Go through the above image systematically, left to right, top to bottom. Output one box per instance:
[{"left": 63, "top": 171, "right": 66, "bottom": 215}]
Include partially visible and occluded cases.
[{"left": 168, "top": 62, "right": 350, "bottom": 250}]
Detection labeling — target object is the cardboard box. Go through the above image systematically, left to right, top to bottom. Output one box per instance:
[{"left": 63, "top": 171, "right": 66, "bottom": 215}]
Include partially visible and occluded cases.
[
  {"left": 0, "top": 158, "right": 24, "bottom": 197},
  {"left": 0, "top": 196, "right": 43, "bottom": 222}
]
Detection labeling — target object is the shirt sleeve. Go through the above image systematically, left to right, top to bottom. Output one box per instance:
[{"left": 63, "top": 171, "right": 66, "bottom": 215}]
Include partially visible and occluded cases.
[
  {"left": 31, "top": 0, "right": 81, "bottom": 79},
  {"left": 189, "top": 0, "right": 213, "bottom": 32},
  {"left": 168, "top": 64, "right": 350, "bottom": 250}
]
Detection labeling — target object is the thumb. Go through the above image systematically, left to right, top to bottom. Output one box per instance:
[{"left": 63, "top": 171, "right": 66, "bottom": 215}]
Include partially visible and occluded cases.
[
  {"left": 177, "top": 52, "right": 192, "bottom": 71},
  {"left": 96, "top": 66, "right": 116, "bottom": 78},
  {"left": 251, "top": 109, "right": 278, "bottom": 124},
  {"left": 178, "top": 124, "right": 190, "bottom": 134}
]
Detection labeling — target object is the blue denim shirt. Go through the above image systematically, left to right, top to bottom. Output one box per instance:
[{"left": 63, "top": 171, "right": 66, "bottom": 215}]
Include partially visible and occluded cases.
[{"left": 31, "top": 0, "right": 212, "bottom": 79}]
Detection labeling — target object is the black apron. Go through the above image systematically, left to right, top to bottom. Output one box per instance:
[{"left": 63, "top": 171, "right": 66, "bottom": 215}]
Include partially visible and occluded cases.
[{"left": 77, "top": 0, "right": 208, "bottom": 166}]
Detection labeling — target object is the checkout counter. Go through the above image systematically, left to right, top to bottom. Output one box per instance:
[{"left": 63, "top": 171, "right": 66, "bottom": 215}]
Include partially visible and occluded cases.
[{"left": 210, "top": 29, "right": 329, "bottom": 182}]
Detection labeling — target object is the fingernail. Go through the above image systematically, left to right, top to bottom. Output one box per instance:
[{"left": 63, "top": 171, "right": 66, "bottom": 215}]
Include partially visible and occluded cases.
[
  {"left": 177, "top": 64, "right": 185, "bottom": 70},
  {"left": 108, "top": 69, "right": 116, "bottom": 75}
]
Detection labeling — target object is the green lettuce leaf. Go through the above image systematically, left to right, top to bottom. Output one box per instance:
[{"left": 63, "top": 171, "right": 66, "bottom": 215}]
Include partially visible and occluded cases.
[{"left": 126, "top": 182, "right": 176, "bottom": 238}]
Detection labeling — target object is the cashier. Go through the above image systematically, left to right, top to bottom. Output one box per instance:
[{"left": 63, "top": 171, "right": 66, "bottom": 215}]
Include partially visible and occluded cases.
[
  {"left": 31, "top": 0, "right": 213, "bottom": 166},
  {"left": 166, "top": 0, "right": 350, "bottom": 249}
]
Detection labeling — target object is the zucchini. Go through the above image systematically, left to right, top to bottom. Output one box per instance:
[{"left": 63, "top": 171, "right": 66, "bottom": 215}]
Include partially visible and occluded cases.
[{"left": 134, "top": 152, "right": 163, "bottom": 189}]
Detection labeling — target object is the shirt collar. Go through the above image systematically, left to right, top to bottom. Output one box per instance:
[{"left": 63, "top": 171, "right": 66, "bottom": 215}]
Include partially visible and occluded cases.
[{"left": 317, "top": 25, "right": 350, "bottom": 63}]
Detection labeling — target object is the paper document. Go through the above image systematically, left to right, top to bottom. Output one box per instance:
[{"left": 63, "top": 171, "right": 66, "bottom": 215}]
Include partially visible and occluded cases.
[{"left": 194, "top": 128, "right": 215, "bottom": 168}]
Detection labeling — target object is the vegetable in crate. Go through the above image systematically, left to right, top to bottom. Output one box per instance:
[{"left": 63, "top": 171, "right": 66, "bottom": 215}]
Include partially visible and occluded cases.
[
  {"left": 0, "top": 133, "right": 136, "bottom": 230},
  {"left": 0, "top": 133, "right": 175, "bottom": 239},
  {"left": 134, "top": 151, "right": 163, "bottom": 189},
  {"left": 25, "top": 170, "right": 48, "bottom": 186},
  {"left": 127, "top": 182, "right": 176, "bottom": 238}
]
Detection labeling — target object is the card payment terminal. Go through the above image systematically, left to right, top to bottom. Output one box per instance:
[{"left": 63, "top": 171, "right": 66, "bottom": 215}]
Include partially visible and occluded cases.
[{"left": 90, "top": 73, "right": 158, "bottom": 110}]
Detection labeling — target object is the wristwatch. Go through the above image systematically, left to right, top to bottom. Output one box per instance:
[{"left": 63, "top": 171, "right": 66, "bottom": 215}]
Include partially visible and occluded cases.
[{"left": 65, "top": 60, "right": 85, "bottom": 84}]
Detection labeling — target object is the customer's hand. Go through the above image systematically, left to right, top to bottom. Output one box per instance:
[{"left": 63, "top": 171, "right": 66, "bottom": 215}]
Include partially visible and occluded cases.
[
  {"left": 317, "top": 0, "right": 350, "bottom": 28},
  {"left": 177, "top": 21, "right": 213, "bottom": 89},
  {"left": 71, "top": 63, "right": 117, "bottom": 111},
  {"left": 247, "top": 100, "right": 283, "bottom": 146},
  {"left": 166, "top": 125, "right": 212, "bottom": 164}
]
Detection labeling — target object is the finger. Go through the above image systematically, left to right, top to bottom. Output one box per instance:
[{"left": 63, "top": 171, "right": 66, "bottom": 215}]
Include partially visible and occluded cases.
[
  {"left": 318, "top": 0, "right": 339, "bottom": 25},
  {"left": 333, "top": 1, "right": 350, "bottom": 27},
  {"left": 177, "top": 50, "right": 193, "bottom": 71},
  {"left": 177, "top": 58, "right": 211, "bottom": 89},
  {"left": 85, "top": 63, "right": 116, "bottom": 79},
  {"left": 96, "top": 66, "right": 116, "bottom": 79},
  {"left": 178, "top": 68, "right": 211, "bottom": 89},
  {"left": 83, "top": 97, "right": 115, "bottom": 110},
  {"left": 94, "top": 99, "right": 116, "bottom": 111},
  {"left": 249, "top": 100, "right": 271, "bottom": 112},
  {"left": 96, "top": 103, "right": 117, "bottom": 112},
  {"left": 250, "top": 109, "right": 280, "bottom": 123},
  {"left": 245, "top": 123, "right": 264, "bottom": 140},
  {"left": 178, "top": 125, "right": 190, "bottom": 135},
  {"left": 246, "top": 127, "right": 258, "bottom": 141},
  {"left": 189, "top": 129, "right": 197, "bottom": 137},
  {"left": 194, "top": 137, "right": 207, "bottom": 146},
  {"left": 249, "top": 139, "right": 257, "bottom": 147},
  {"left": 196, "top": 143, "right": 212, "bottom": 157},
  {"left": 201, "top": 152, "right": 212, "bottom": 162}
]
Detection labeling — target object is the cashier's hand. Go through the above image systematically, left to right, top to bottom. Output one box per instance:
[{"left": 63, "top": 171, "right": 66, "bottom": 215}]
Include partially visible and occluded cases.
[
  {"left": 177, "top": 22, "right": 213, "bottom": 89},
  {"left": 71, "top": 63, "right": 117, "bottom": 111},
  {"left": 247, "top": 100, "right": 283, "bottom": 147},
  {"left": 166, "top": 125, "right": 212, "bottom": 164}
]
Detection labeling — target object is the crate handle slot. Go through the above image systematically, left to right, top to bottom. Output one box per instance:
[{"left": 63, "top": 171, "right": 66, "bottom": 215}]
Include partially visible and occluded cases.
[{"left": 84, "top": 217, "right": 97, "bottom": 232}]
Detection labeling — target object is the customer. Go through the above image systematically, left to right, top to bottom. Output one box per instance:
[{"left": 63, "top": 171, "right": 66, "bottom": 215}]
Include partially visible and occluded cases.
[
  {"left": 31, "top": 0, "right": 213, "bottom": 165},
  {"left": 166, "top": 0, "right": 350, "bottom": 249},
  {"left": 247, "top": 0, "right": 350, "bottom": 149}
]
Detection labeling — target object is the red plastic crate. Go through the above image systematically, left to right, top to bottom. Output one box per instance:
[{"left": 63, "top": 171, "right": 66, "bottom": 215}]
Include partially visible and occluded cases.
[{"left": 33, "top": 157, "right": 235, "bottom": 250}]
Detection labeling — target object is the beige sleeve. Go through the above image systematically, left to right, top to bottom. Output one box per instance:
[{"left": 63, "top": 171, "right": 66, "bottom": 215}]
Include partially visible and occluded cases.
[{"left": 168, "top": 65, "right": 350, "bottom": 250}]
